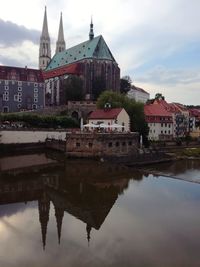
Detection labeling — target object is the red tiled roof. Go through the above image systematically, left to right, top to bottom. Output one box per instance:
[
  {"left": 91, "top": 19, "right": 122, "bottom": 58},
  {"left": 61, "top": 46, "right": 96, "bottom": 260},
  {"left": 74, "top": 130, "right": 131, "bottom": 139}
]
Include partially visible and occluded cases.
[
  {"left": 43, "top": 62, "right": 82, "bottom": 79},
  {"left": 0, "top": 65, "right": 44, "bottom": 82},
  {"left": 144, "top": 104, "right": 172, "bottom": 117},
  {"left": 89, "top": 108, "right": 123, "bottom": 119}
]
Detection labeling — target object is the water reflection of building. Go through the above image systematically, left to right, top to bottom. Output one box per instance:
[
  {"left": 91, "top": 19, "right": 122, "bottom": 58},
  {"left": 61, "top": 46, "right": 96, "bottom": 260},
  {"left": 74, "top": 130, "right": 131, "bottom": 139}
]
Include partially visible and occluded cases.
[{"left": 0, "top": 160, "right": 135, "bottom": 249}]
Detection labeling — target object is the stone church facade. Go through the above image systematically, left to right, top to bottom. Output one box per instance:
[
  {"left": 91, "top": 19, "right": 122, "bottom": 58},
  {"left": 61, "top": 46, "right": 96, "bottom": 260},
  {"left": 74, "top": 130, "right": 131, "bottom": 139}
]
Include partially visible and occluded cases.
[{"left": 39, "top": 8, "right": 120, "bottom": 105}]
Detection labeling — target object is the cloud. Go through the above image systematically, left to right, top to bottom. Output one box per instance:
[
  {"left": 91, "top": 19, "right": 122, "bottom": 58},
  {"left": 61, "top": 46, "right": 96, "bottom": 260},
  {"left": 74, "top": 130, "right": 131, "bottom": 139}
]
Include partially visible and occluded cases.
[
  {"left": 0, "top": 19, "right": 40, "bottom": 47},
  {"left": 0, "top": 41, "right": 38, "bottom": 68},
  {"left": 136, "top": 66, "right": 200, "bottom": 86}
]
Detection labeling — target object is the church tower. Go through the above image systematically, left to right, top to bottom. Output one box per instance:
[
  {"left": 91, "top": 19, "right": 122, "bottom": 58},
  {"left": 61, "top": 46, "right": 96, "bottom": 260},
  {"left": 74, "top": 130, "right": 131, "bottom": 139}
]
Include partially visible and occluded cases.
[
  {"left": 39, "top": 6, "right": 51, "bottom": 70},
  {"left": 55, "top": 12, "right": 66, "bottom": 54}
]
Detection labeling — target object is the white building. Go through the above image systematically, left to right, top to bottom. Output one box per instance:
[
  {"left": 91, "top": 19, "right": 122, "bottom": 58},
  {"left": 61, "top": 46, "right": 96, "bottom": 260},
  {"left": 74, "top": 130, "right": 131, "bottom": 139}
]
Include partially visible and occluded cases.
[
  {"left": 127, "top": 85, "right": 150, "bottom": 103},
  {"left": 144, "top": 104, "right": 173, "bottom": 141},
  {"left": 88, "top": 108, "right": 130, "bottom": 132}
]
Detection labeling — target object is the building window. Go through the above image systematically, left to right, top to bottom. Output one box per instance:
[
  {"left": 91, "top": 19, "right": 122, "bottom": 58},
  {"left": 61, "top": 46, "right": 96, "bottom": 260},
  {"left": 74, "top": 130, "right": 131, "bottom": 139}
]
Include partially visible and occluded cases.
[
  {"left": 5, "top": 80, "right": 9, "bottom": 85},
  {"left": 18, "top": 81, "right": 22, "bottom": 86},
  {"left": 34, "top": 83, "right": 38, "bottom": 87},
  {"left": 5, "top": 86, "right": 9, "bottom": 90},
  {"left": 18, "top": 87, "right": 22, "bottom": 91},
  {"left": 34, "top": 88, "right": 38, "bottom": 93},
  {"left": 4, "top": 91, "right": 9, "bottom": 96},
  {"left": 34, "top": 92, "right": 38, "bottom": 97},
  {"left": 3, "top": 95, "right": 9, "bottom": 101},
  {"left": 14, "top": 95, "right": 18, "bottom": 101},
  {"left": 18, "top": 98, "right": 22, "bottom": 102},
  {"left": 34, "top": 98, "right": 38, "bottom": 103},
  {"left": 17, "top": 104, "right": 21, "bottom": 109},
  {"left": 32, "top": 104, "right": 37, "bottom": 110},
  {"left": 3, "top": 106, "right": 9, "bottom": 113},
  {"left": 161, "top": 123, "right": 163, "bottom": 127},
  {"left": 165, "top": 123, "right": 167, "bottom": 127},
  {"left": 169, "top": 124, "right": 171, "bottom": 128},
  {"left": 161, "top": 130, "right": 163, "bottom": 134},
  {"left": 168, "top": 130, "right": 170, "bottom": 134},
  {"left": 128, "top": 141, "right": 132, "bottom": 146},
  {"left": 76, "top": 142, "right": 80, "bottom": 147},
  {"left": 108, "top": 142, "right": 112, "bottom": 147},
  {"left": 116, "top": 142, "right": 119, "bottom": 147},
  {"left": 122, "top": 142, "right": 126, "bottom": 146},
  {"left": 88, "top": 143, "right": 93, "bottom": 148}
]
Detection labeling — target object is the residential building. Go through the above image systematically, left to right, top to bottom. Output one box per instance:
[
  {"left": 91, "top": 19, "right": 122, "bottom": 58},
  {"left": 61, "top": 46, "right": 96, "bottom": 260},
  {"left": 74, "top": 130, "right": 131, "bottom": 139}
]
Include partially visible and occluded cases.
[
  {"left": 0, "top": 66, "right": 45, "bottom": 113},
  {"left": 127, "top": 85, "right": 150, "bottom": 103},
  {"left": 144, "top": 104, "right": 173, "bottom": 141},
  {"left": 88, "top": 107, "right": 130, "bottom": 132}
]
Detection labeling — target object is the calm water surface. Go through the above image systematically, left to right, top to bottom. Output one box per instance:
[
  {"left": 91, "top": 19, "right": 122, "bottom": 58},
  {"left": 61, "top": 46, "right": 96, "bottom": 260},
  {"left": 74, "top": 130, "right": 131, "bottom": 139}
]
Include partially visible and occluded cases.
[{"left": 0, "top": 152, "right": 200, "bottom": 267}]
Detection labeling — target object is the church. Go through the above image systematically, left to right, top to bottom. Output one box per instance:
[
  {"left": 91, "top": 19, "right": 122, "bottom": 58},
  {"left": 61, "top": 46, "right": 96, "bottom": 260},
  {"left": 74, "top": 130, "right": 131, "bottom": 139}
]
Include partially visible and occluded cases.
[{"left": 39, "top": 7, "right": 120, "bottom": 105}]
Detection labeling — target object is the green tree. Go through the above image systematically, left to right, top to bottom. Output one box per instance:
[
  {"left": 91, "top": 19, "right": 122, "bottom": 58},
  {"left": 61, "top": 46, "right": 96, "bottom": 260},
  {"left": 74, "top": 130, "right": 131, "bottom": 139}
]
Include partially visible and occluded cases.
[
  {"left": 64, "top": 75, "right": 83, "bottom": 101},
  {"left": 120, "top": 75, "right": 132, "bottom": 94},
  {"left": 97, "top": 91, "right": 149, "bottom": 145},
  {"left": 155, "top": 93, "right": 165, "bottom": 100}
]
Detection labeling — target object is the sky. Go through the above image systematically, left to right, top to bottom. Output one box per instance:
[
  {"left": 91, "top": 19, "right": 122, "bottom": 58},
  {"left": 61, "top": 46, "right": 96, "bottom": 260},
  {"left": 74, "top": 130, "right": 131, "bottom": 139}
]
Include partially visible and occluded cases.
[{"left": 0, "top": 0, "right": 199, "bottom": 105}]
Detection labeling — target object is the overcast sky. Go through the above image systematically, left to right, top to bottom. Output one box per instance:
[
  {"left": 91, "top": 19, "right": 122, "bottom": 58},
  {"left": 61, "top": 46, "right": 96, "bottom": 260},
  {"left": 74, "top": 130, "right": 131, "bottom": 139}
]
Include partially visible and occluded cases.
[{"left": 0, "top": 0, "right": 199, "bottom": 104}]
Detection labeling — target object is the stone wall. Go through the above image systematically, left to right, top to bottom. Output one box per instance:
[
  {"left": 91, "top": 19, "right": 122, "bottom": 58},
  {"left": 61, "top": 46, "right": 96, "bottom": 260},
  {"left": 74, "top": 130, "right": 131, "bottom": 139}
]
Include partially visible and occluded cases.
[
  {"left": 0, "top": 129, "right": 68, "bottom": 144},
  {"left": 65, "top": 132, "right": 139, "bottom": 158}
]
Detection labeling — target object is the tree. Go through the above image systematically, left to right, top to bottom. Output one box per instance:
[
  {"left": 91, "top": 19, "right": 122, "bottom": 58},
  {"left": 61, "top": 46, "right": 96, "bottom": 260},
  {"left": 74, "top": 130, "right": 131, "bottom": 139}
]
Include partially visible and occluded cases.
[
  {"left": 63, "top": 75, "right": 83, "bottom": 101},
  {"left": 120, "top": 75, "right": 132, "bottom": 94},
  {"left": 97, "top": 91, "right": 149, "bottom": 146},
  {"left": 155, "top": 93, "right": 165, "bottom": 100}
]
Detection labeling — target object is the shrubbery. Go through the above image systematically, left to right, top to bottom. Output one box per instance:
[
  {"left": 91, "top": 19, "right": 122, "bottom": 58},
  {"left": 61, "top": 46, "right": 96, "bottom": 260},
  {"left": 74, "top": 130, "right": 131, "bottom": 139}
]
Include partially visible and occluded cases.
[{"left": 0, "top": 113, "right": 79, "bottom": 129}]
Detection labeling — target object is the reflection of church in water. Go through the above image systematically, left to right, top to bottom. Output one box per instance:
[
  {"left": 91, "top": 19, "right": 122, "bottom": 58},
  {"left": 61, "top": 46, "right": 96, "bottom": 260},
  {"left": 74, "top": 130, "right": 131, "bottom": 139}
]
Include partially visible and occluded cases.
[{"left": 0, "top": 160, "right": 135, "bottom": 249}]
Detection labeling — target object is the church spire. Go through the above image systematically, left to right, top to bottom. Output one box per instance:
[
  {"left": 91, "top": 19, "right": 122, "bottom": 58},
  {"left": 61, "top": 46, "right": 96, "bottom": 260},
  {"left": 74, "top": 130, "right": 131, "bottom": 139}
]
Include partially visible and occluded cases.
[
  {"left": 39, "top": 6, "right": 51, "bottom": 70},
  {"left": 42, "top": 6, "right": 49, "bottom": 38},
  {"left": 56, "top": 12, "right": 66, "bottom": 54},
  {"left": 89, "top": 17, "right": 94, "bottom": 41},
  {"left": 38, "top": 192, "right": 50, "bottom": 250},
  {"left": 54, "top": 204, "right": 64, "bottom": 244},
  {"left": 86, "top": 224, "right": 92, "bottom": 246}
]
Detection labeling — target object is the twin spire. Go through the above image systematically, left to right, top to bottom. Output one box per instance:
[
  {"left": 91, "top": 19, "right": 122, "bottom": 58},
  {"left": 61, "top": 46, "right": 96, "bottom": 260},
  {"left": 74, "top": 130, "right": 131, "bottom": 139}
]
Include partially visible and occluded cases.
[{"left": 39, "top": 6, "right": 95, "bottom": 69}]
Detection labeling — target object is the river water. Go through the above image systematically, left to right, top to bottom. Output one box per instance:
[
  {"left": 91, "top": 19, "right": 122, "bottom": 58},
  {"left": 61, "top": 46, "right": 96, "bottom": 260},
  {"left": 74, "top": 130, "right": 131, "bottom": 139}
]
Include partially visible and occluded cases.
[{"left": 0, "top": 152, "right": 200, "bottom": 267}]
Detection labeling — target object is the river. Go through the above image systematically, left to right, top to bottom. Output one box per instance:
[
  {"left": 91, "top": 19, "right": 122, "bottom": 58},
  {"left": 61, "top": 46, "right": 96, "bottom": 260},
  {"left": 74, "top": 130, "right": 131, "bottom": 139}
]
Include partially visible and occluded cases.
[{"left": 0, "top": 151, "right": 200, "bottom": 267}]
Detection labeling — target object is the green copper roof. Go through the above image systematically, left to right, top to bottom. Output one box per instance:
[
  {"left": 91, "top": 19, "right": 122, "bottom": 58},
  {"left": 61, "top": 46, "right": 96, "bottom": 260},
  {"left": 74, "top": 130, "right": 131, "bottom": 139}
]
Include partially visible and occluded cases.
[{"left": 45, "top": 35, "right": 116, "bottom": 71}]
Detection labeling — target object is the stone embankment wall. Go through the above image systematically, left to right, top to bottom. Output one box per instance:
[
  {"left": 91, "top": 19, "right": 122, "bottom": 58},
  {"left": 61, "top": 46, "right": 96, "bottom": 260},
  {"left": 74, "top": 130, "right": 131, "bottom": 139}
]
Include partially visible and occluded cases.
[
  {"left": 0, "top": 129, "right": 67, "bottom": 144},
  {"left": 65, "top": 132, "right": 139, "bottom": 158}
]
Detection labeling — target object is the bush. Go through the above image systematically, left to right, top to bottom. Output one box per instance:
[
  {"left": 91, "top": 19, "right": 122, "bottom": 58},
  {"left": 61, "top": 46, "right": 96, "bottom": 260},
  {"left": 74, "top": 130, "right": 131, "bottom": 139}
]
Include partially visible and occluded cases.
[{"left": 0, "top": 113, "right": 79, "bottom": 129}]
